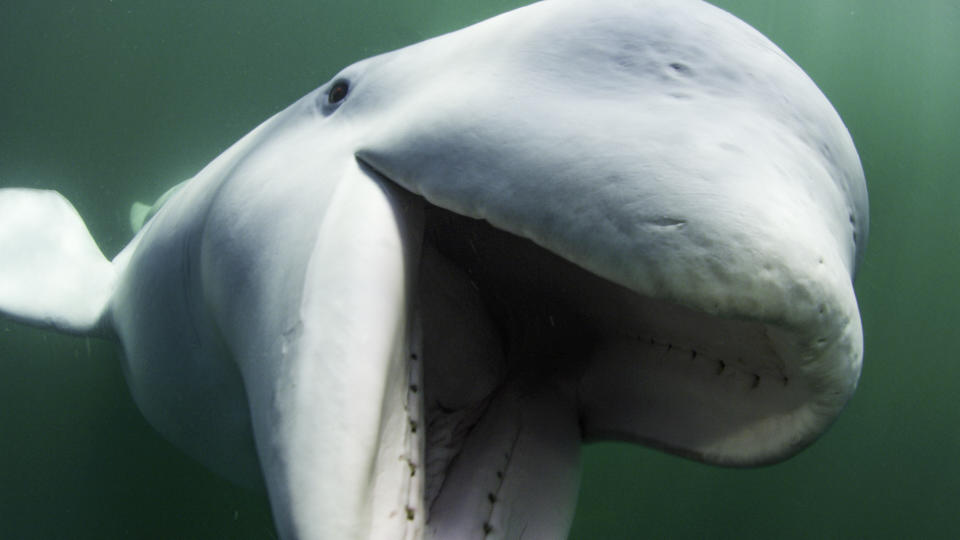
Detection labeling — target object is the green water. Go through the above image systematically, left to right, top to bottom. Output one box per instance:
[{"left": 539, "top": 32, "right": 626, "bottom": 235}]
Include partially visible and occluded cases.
[{"left": 0, "top": 1, "right": 957, "bottom": 538}]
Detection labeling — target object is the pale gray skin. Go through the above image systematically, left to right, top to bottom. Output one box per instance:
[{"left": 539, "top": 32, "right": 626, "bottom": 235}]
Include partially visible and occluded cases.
[{"left": 0, "top": 0, "right": 867, "bottom": 538}]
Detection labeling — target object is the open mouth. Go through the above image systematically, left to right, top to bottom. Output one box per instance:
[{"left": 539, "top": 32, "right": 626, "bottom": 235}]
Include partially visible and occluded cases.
[
  {"left": 354, "top": 154, "right": 847, "bottom": 528},
  {"left": 417, "top": 191, "right": 811, "bottom": 451}
]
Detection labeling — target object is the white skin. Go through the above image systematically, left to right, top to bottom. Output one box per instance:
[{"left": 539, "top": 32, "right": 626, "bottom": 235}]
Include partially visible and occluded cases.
[{"left": 0, "top": 1, "right": 866, "bottom": 538}]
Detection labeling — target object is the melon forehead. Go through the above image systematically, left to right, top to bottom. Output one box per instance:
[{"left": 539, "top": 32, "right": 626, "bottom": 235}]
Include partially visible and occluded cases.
[{"left": 341, "top": 0, "right": 865, "bottom": 275}]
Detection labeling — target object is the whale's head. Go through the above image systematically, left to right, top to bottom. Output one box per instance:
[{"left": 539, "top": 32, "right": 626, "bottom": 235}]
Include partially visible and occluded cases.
[
  {"left": 187, "top": 0, "right": 867, "bottom": 537},
  {"left": 298, "top": 0, "right": 868, "bottom": 466},
  {"left": 0, "top": 1, "right": 868, "bottom": 538}
]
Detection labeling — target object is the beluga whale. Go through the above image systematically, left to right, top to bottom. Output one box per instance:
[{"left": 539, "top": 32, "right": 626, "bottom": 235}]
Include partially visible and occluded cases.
[{"left": 0, "top": 0, "right": 868, "bottom": 538}]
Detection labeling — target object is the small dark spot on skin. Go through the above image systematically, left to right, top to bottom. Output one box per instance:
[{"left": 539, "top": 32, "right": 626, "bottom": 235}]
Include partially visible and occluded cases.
[
  {"left": 615, "top": 55, "right": 637, "bottom": 70},
  {"left": 669, "top": 62, "right": 692, "bottom": 75},
  {"left": 719, "top": 142, "right": 743, "bottom": 153},
  {"left": 819, "top": 142, "right": 834, "bottom": 162},
  {"left": 649, "top": 216, "right": 687, "bottom": 229},
  {"left": 818, "top": 257, "right": 825, "bottom": 265},
  {"left": 410, "top": 353, "right": 418, "bottom": 360},
  {"left": 717, "top": 360, "right": 726, "bottom": 374},
  {"left": 751, "top": 374, "right": 761, "bottom": 388},
  {"left": 410, "top": 384, "right": 419, "bottom": 393},
  {"left": 437, "top": 402, "right": 455, "bottom": 414},
  {"left": 409, "top": 420, "right": 418, "bottom": 434},
  {"left": 408, "top": 460, "right": 417, "bottom": 477},
  {"left": 488, "top": 493, "right": 497, "bottom": 504},
  {"left": 406, "top": 507, "right": 415, "bottom": 521},
  {"left": 483, "top": 523, "right": 494, "bottom": 535}
]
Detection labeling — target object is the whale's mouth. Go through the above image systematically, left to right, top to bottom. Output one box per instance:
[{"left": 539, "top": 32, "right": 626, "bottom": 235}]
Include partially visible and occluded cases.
[
  {"left": 350, "top": 148, "right": 860, "bottom": 534},
  {"left": 351, "top": 170, "right": 815, "bottom": 525},
  {"left": 417, "top": 198, "right": 812, "bottom": 434}
]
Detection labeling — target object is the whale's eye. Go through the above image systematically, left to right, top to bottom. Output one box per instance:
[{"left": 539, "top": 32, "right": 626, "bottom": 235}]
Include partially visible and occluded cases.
[{"left": 328, "top": 80, "right": 349, "bottom": 104}]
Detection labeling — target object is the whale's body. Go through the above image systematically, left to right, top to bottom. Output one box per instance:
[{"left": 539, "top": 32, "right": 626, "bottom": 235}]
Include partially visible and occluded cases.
[{"left": 0, "top": 1, "right": 867, "bottom": 538}]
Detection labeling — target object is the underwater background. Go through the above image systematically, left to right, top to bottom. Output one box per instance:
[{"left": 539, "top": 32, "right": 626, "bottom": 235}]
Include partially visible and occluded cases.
[{"left": 0, "top": 0, "right": 956, "bottom": 538}]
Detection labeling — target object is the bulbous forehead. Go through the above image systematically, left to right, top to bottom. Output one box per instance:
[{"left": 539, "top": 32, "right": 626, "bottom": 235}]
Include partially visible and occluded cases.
[
  {"left": 342, "top": 0, "right": 865, "bottom": 280},
  {"left": 347, "top": 3, "right": 862, "bottom": 214}
]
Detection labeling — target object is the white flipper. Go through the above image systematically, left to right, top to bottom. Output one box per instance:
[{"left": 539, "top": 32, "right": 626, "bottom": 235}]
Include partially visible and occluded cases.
[
  {"left": 129, "top": 179, "right": 188, "bottom": 233},
  {"left": 0, "top": 188, "right": 114, "bottom": 335},
  {"left": 128, "top": 201, "right": 152, "bottom": 234}
]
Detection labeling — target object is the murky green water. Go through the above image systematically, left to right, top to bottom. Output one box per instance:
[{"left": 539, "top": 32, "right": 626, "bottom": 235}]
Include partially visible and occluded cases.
[{"left": 1, "top": 1, "right": 957, "bottom": 538}]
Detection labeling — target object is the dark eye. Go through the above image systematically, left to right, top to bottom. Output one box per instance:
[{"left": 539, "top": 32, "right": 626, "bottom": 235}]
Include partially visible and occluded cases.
[{"left": 328, "top": 80, "right": 349, "bottom": 104}]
